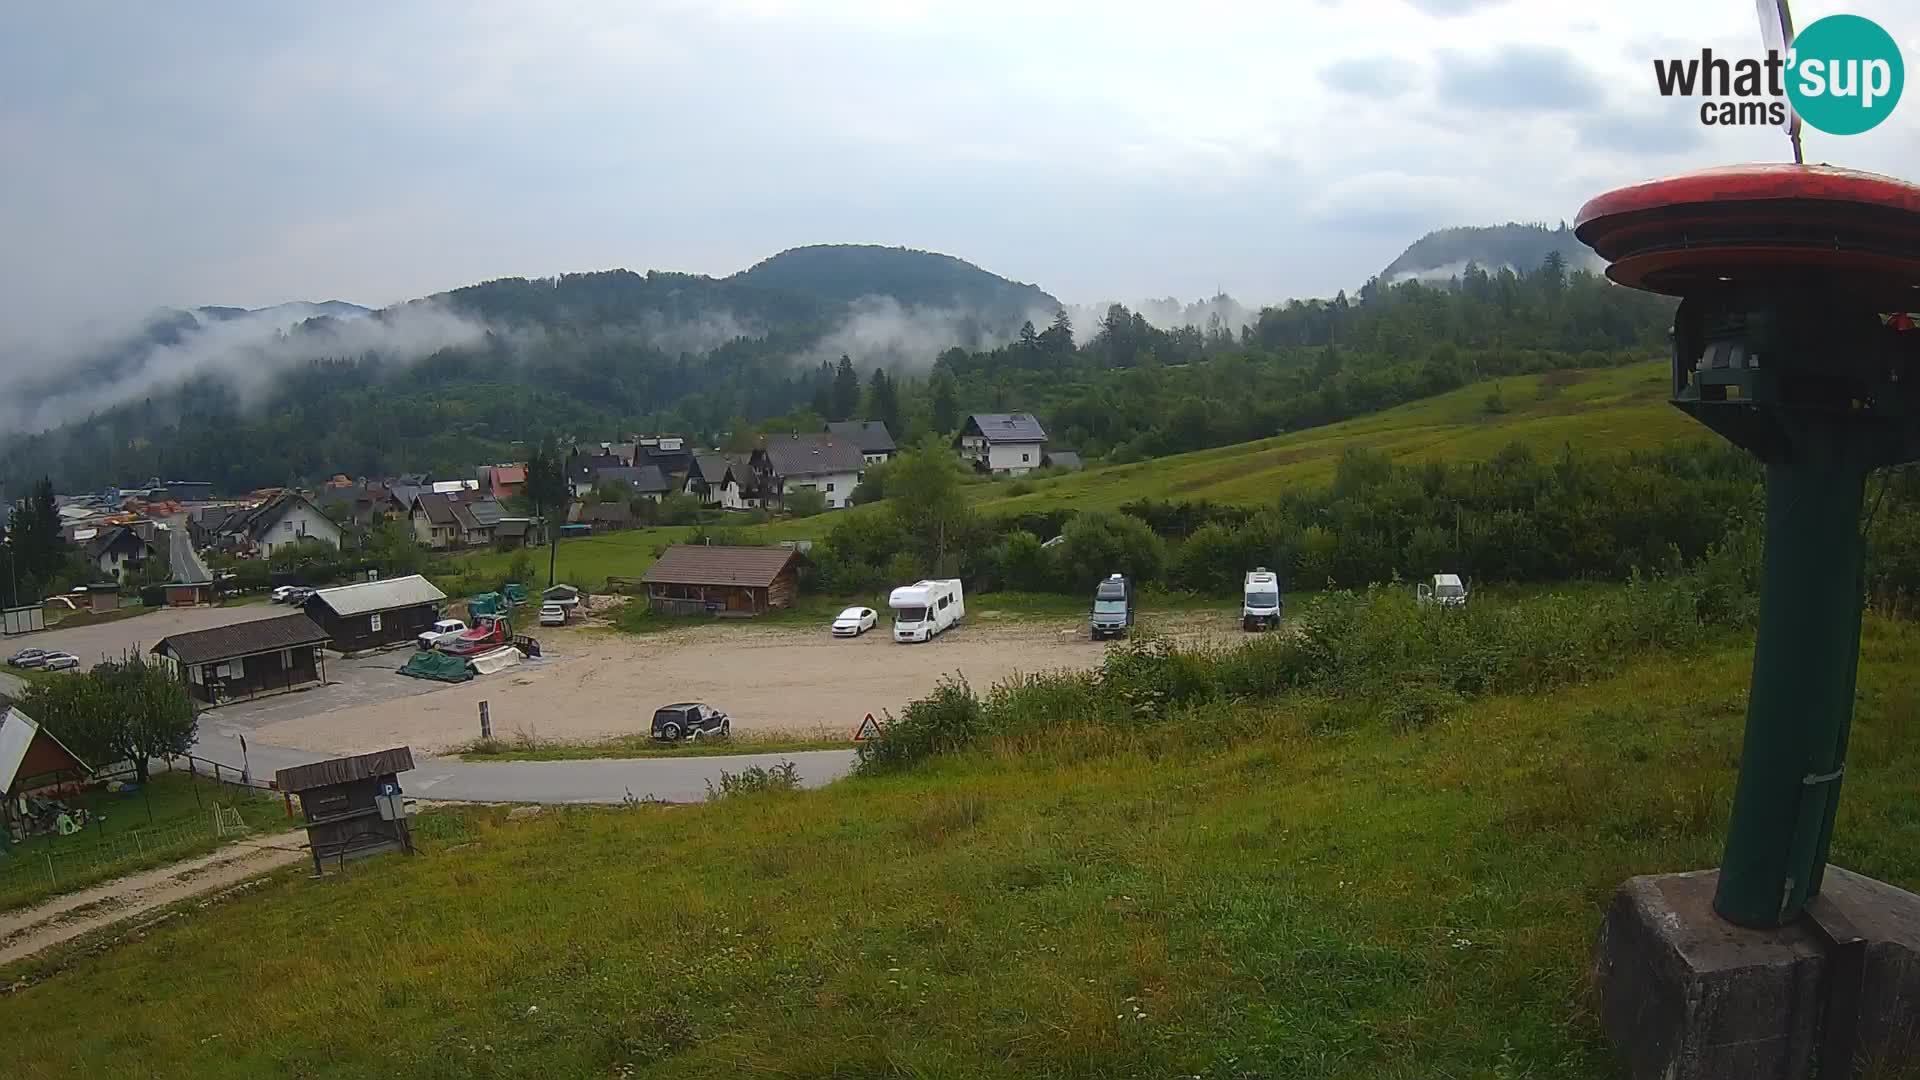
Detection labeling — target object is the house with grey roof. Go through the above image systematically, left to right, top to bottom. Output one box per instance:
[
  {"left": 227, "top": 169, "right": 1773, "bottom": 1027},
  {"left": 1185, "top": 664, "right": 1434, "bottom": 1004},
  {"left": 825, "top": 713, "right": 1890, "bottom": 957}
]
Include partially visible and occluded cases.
[
  {"left": 956, "top": 413, "right": 1048, "bottom": 476},
  {"left": 826, "top": 421, "right": 897, "bottom": 464},
  {"left": 751, "top": 434, "right": 867, "bottom": 510},
  {"left": 685, "top": 452, "right": 755, "bottom": 510}
]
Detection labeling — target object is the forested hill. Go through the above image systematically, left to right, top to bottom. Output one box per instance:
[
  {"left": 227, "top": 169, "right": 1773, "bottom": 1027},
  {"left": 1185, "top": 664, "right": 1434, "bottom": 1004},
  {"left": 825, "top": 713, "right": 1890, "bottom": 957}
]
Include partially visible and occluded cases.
[
  {"left": 1382, "top": 224, "right": 1601, "bottom": 282},
  {"left": 0, "top": 244, "right": 1673, "bottom": 496},
  {"left": 731, "top": 245, "right": 1058, "bottom": 325}
]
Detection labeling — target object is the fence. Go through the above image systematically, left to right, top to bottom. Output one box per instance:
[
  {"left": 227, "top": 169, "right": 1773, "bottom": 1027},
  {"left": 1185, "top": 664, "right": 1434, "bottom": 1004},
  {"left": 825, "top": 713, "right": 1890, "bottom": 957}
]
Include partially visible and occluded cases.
[{"left": 2, "top": 811, "right": 226, "bottom": 894}]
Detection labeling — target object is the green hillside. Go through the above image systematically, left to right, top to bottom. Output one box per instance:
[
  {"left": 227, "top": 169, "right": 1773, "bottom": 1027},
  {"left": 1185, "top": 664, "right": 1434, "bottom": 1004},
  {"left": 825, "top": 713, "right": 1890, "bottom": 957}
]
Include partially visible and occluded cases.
[{"left": 981, "top": 360, "right": 1694, "bottom": 513}]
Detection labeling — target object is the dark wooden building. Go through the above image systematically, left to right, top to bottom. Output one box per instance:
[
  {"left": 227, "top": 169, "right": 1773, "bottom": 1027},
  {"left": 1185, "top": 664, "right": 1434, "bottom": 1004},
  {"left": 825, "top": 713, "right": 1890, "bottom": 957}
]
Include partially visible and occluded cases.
[
  {"left": 640, "top": 544, "right": 804, "bottom": 616},
  {"left": 302, "top": 575, "right": 448, "bottom": 654},
  {"left": 152, "top": 613, "right": 331, "bottom": 706},
  {"left": 275, "top": 747, "right": 417, "bottom": 874}
]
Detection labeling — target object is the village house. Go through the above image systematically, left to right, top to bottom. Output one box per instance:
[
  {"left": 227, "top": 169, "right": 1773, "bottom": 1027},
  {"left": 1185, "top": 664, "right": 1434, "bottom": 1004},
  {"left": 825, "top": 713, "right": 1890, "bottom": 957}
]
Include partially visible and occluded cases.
[
  {"left": 956, "top": 413, "right": 1049, "bottom": 476},
  {"left": 826, "top": 420, "right": 898, "bottom": 464},
  {"left": 752, "top": 434, "right": 866, "bottom": 510},
  {"left": 635, "top": 437, "right": 693, "bottom": 483},
  {"left": 567, "top": 451, "right": 630, "bottom": 498},
  {"left": 685, "top": 451, "right": 754, "bottom": 510},
  {"left": 484, "top": 463, "right": 527, "bottom": 501},
  {"left": 593, "top": 465, "right": 671, "bottom": 501},
  {"left": 212, "top": 491, "right": 344, "bottom": 557},
  {"left": 409, "top": 492, "right": 503, "bottom": 549},
  {"left": 84, "top": 525, "right": 153, "bottom": 583},
  {"left": 639, "top": 544, "right": 805, "bottom": 616},
  {"left": 152, "top": 613, "right": 331, "bottom": 706}
]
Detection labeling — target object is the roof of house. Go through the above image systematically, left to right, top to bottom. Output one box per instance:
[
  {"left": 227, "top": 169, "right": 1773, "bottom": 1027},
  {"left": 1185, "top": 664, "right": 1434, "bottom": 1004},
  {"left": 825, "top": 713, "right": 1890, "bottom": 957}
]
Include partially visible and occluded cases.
[
  {"left": 961, "top": 413, "right": 1048, "bottom": 443},
  {"left": 827, "top": 421, "right": 897, "bottom": 454},
  {"left": 758, "top": 433, "right": 867, "bottom": 478},
  {"left": 689, "top": 452, "right": 746, "bottom": 487},
  {"left": 491, "top": 464, "right": 527, "bottom": 486},
  {"left": 595, "top": 465, "right": 670, "bottom": 494},
  {"left": 387, "top": 484, "right": 427, "bottom": 510},
  {"left": 239, "top": 491, "right": 335, "bottom": 540},
  {"left": 412, "top": 492, "right": 460, "bottom": 527},
  {"left": 467, "top": 499, "right": 505, "bottom": 527},
  {"left": 584, "top": 502, "right": 634, "bottom": 525},
  {"left": 495, "top": 518, "right": 534, "bottom": 538},
  {"left": 84, "top": 525, "right": 149, "bottom": 559},
  {"left": 641, "top": 544, "right": 804, "bottom": 588},
  {"left": 307, "top": 574, "right": 447, "bottom": 617},
  {"left": 153, "top": 612, "right": 330, "bottom": 666},
  {"left": 0, "top": 706, "right": 89, "bottom": 794},
  {"left": 274, "top": 746, "right": 416, "bottom": 794}
]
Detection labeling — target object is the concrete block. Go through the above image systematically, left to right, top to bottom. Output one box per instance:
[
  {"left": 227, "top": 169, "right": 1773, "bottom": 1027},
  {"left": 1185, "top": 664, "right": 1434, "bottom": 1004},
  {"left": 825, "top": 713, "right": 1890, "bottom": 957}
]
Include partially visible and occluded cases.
[{"left": 1593, "top": 866, "right": 1920, "bottom": 1079}]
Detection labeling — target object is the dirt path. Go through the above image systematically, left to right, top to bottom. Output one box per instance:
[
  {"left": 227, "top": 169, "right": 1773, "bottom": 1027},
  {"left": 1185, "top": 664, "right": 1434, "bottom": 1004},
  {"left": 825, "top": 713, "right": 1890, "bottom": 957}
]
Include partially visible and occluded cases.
[
  {"left": 247, "top": 609, "right": 1244, "bottom": 756},
  {"left": 0, "top": 838, "right": 308, "bottom": 968}
]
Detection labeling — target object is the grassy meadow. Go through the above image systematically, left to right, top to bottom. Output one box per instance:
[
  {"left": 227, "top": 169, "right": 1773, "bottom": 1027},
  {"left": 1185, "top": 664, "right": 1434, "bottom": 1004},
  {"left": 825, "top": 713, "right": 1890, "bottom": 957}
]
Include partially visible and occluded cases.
[{"left": 7, "top": 601, "right": 1919, "bottom": 1078}]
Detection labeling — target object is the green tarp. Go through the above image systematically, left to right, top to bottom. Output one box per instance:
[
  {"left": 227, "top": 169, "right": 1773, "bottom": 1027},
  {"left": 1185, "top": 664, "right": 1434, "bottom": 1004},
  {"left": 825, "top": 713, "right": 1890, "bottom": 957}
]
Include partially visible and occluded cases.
[
  {"left": 468, "top": 592, "right": 503, "bottom": 616},
  {"left": 397, "top": 649, "right": 474, "bottom": 683}
]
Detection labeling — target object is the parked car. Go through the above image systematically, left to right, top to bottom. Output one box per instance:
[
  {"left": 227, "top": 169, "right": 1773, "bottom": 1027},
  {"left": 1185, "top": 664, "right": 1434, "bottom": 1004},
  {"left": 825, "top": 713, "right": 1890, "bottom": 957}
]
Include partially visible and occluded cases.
[
  {"left": 1416, "top": 573, "right": 1469, "bottom": 609},
  {"left": 270, "top": 585, "right": 297, "bottom": 604},
  {"left": 538, "top": 602, "right": 567, "bottom": 627},
  {"left": 831, "top": 606, "right": 878, "bottom": 637},
  {"left": 441, "top": 613, "right": 512, "bottom": 657},
  {"left": 417, "top": 618, "right": 468, "bottom": 650},
  {"left": 6, "top": 648, "right": 49, "bottom": 669},
  {"left": 40, "top": 652, "right": 81, "bottom": 671},
  {"left": 651, "top": 702, "right": 730, "bottom": 741}
]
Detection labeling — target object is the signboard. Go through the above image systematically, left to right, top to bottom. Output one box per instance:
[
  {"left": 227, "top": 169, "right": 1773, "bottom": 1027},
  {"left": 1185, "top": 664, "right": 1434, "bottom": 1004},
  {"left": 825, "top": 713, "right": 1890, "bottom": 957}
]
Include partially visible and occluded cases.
[{"left": 853, "top": 713, "right": 882, "bottom": 741}]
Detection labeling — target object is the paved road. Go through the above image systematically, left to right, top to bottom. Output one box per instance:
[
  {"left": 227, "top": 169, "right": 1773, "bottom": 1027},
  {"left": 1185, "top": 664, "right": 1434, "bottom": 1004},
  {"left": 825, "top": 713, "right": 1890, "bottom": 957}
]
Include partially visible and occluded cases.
[{"left": 184, "top": 732, "right": 857, "bottom": 805}]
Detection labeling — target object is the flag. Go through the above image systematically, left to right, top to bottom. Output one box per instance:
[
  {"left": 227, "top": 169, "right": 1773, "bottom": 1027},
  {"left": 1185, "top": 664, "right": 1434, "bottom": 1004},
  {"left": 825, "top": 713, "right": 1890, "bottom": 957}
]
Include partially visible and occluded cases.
[{"left": 1755, "top": 0, "right": 1805, "bottom": 161}]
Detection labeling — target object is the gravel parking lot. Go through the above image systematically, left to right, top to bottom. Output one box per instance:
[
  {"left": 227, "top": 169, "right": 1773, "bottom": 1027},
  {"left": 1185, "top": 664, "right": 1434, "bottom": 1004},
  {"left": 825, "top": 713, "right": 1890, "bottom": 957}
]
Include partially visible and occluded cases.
[
  {"left": 5, "top": 603, "right": 288, "bottom": 669},
  {"left": 243, "top": 609, "right": 1242, "bottom": 756}
]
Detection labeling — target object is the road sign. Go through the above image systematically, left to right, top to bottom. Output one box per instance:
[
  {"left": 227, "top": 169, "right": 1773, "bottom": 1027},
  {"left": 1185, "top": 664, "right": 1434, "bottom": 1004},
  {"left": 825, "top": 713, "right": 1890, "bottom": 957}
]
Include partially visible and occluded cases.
[{"left": 853, "top": 713, "right": 882, "bottom": 741}]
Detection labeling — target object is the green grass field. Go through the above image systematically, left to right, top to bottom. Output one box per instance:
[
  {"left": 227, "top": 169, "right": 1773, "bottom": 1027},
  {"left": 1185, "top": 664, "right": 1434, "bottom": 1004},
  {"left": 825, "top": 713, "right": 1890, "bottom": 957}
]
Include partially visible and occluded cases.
[
  {"left": 973, "top": 361, "right": 1698, "bottom": 514},
  {"left": 431, "top": 363, "right": 1694, "bottom": 598},
  {"left": 5, "top": 613, "right": 1918, "bottom": 1078},
  {"left": 0, "top": 771, "right": 299, "bottom": 913}
]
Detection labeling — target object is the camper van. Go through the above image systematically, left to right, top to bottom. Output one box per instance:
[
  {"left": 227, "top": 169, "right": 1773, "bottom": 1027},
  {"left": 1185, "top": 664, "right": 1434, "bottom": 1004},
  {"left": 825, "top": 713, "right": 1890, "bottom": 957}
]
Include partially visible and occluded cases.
[
  {"left": 1243, "top": 568, "right": 1282, "bottom": 631},
  {"left": 1089, "top": 573, "right": 1134, "bottom": 640},
  {"left": 1417, "top": 573, "right": 1468, "bottom": 608},
  {"left": 890, "top": 579, "right": 965, "bottom": 643}
]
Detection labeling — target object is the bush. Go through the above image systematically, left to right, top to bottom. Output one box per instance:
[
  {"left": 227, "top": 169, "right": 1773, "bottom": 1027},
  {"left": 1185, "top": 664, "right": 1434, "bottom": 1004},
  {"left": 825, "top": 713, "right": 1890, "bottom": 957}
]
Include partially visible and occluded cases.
[
  {"left": 783, "top": 489, "right": 829, "bottom": 518},
  {"left": 658, "top": 493, "right": 704, "bottom": 525},
  {"left": 1053, "top": 511, "right": 1166, "bottom": 592},
  {"left": 855, "top": 676, "right": 985, "bottom": 772},
  {"left": 704, "top": 761, "right": 801, "bottom": 799}
]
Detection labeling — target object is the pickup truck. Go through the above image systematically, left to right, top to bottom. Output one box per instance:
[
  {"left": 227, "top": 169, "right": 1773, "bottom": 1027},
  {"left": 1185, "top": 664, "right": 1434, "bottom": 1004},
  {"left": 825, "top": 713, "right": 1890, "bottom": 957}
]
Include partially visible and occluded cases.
[{"left": 441, "top": 614, "right": 512, "bottom": 656}]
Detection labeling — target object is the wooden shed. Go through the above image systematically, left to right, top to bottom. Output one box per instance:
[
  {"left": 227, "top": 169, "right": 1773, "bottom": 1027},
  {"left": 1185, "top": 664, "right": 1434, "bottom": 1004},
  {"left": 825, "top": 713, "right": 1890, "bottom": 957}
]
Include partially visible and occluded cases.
[
  {"left": 640, "top": 544, "right": 804, "bottom": 616},
  {"left": 302, "top": 575, "right": 447, "bottom": 654},
  {"left": 152, "top": 613, "right": 331, "bottom": 706},
  {"left": 0, "top": 706, "right": 91, "bottom": 842},
  {"left": 275, "top": 747, "right": 417, "bottom": 874}
]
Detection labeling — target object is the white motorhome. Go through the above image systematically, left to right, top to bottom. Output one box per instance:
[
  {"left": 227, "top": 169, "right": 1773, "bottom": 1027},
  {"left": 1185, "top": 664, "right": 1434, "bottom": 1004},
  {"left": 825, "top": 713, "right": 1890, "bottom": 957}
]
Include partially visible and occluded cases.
[
  {"left": 1242, "top": 568, "right": 1282, "bottom": 631},
  {"left": 1417, "top": 573, "right": 1469, "bottom": 608},
  {"left": 889, "top": 579, "right": 965, "bottom": 643}
]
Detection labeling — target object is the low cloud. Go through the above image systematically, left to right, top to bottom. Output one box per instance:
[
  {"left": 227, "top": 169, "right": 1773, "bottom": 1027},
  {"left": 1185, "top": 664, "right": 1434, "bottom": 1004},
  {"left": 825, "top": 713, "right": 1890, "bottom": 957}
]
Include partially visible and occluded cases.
[
  {"left": 1405, "top": 0, "right": 1510, "bottom": 14},
  {"left": 1435, "top": 44, "right": 1602, "bottom": 111},
  {"left": 802, "top": 294, "right": 1021, "bottom": 372},
  {"left": 0, "top": 302, "right": 489, "bottom": 435}
]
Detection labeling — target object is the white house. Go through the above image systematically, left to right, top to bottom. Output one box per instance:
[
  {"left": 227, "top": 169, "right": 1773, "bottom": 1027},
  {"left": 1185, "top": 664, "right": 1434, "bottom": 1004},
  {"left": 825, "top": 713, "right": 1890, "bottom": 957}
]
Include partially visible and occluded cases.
[
  {"left": 956, "top": 413, "right": 1048, "bottom": 476},
  {"left": 826, "top": 421, "right": 897, "bottom": 465},
  {"left": 752, "top": 434, "right": 866, "bottom": 510},
  {"left": 686, "top": 452, "right": 754, "bottom": 510},
  {"left": 235, "top": 492, "right": 343, "bottom": 558},
  {"left": 84, "top": 526, "right": 153, "bottom": 582}
]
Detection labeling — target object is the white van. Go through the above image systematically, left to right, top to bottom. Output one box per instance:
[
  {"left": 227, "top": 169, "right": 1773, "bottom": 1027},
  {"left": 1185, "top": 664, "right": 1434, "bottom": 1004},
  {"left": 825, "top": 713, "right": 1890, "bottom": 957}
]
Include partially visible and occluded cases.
[
  {"left": 1242, "top": 568, "right": 1282, "bottom": 631},
  {"left": 1417, "top": 573, "right": 1469, "bottom": 608},
  {"left": 889, "top": 579, "right": 965, "bottom": 643}
]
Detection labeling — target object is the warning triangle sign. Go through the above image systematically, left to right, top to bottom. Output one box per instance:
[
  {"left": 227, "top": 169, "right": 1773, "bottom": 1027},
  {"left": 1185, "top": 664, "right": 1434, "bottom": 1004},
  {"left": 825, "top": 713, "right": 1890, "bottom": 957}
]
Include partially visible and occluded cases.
[{"left": 854, "top": 713, "right": 882, "bottom": 741}]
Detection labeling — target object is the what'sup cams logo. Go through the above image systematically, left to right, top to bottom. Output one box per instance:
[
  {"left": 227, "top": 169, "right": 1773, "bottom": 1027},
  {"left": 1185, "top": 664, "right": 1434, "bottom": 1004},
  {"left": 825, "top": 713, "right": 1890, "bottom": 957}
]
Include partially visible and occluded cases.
[{"left": 1654, "top": 13, "right": 1904, "bottom": 135}]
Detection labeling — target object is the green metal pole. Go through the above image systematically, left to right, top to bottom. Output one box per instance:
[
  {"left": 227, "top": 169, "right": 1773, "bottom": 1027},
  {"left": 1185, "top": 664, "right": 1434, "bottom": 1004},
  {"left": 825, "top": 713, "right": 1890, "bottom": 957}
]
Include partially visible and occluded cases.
[{"left": 1714, "top": 434, "right": 1870, "bottom": 928}]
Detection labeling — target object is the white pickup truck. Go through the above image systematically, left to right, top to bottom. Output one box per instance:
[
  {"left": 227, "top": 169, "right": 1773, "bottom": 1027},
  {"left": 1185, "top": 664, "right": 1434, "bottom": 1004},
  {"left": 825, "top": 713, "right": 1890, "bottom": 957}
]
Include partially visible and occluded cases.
[{"left": 417, "top": 618, "right": 468, "bottom": 649}]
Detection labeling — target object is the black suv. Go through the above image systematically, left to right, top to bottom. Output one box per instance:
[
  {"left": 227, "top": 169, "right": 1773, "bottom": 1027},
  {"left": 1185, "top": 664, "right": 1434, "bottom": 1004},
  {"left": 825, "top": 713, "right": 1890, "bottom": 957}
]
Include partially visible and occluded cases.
[{"left": 651, "top": 702, "right": 730, "bottom": 741}]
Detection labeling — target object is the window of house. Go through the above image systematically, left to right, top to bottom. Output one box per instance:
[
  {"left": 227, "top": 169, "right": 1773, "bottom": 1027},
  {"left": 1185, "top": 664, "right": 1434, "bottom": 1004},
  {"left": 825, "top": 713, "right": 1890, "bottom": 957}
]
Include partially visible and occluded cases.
[
  {"left": 1022, "top": 453, "right": 1031, "bottom": 462},
  {"left": 825, "top": 482, "right": 834, "bottom": 492},
  {"left": 284, "top": 521, "right": 293, "bottom": 533},
  {"left": 370, "top": 612, "right": 383, "bottom": 632},
  {"left": 281, "top": 649, "right": 293, "bottom": 669},
  {"left": 231, "top": 655, "right": 245, "bottom": 677}
]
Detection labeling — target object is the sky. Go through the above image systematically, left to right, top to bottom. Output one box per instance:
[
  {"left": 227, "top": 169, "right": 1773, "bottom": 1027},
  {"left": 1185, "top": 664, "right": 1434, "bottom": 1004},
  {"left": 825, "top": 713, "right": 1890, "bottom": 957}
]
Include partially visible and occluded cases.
[{"left": 1, "top": 0, "right": 1916, "bottom": 349}]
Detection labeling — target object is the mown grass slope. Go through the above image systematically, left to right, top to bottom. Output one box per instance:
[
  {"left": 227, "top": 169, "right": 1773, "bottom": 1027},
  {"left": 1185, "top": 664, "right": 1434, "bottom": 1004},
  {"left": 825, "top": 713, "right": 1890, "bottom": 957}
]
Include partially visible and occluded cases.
[
  {"left": 976, "top": 360, "right": 1694, "bottom": 513},
  {"left": 445, "top": 362, "right": 1692, "bottom": 591},
  {"left": 6, "top": 616, "right": 1918, "bottom": 1079}
]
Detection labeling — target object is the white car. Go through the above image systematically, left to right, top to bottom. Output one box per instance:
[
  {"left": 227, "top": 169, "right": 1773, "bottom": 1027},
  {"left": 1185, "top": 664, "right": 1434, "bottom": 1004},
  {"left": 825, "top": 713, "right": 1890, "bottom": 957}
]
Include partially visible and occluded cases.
[
  {"left": 270, "top": 585, "right": 297, "bottom": 604},
  {"left": 538, "top": 602, "right": 567, "bottom": 627},
  {"left": 831, "top": 606, "right": 878, "bottom": 637},
  {"left": 417, "top": 618, "right": 468, "bottom": 649},
  {"left": 40, "top": 652, "right": 81, "bottom": 671}
]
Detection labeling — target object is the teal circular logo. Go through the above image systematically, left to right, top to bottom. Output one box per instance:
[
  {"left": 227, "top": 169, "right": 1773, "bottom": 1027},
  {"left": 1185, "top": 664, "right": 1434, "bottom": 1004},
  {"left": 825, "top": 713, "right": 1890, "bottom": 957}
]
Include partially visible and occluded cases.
[{"left": 1787, "top": 14, "right": 1904, "bottom": 136}]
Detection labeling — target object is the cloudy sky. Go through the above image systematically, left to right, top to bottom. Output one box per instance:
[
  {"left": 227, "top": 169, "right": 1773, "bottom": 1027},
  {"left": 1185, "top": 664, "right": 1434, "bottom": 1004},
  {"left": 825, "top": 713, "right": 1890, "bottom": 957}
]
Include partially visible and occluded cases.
[{"left": 2, "top": 0, "right": 1915, "bottom": 343}]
